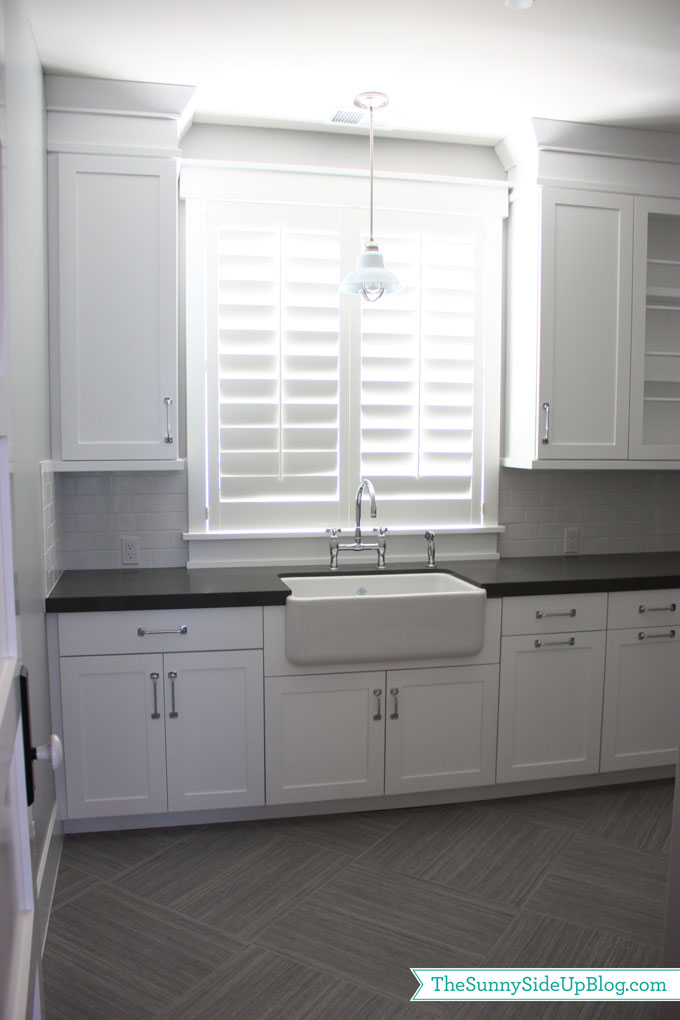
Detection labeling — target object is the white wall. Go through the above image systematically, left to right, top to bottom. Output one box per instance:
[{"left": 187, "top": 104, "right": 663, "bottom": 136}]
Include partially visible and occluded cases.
[
  {"left": 4, "top": 0, "right": 56, "bottom": 857},
  {"left": 181, "top": 122, "right": 506, "bottom": 180}
]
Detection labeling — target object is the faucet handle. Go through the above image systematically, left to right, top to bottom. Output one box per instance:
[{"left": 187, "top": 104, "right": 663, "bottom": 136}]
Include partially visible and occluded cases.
[
  {"left": 379, "top": 527, "right": 388, "bottom": 537},
  {"left": 326, "top": 528, "right": 342, "bottom": 537}
]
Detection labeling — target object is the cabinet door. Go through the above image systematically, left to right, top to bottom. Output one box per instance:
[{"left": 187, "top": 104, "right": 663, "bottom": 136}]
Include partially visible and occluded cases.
[
  {"left": 54, "top": 153, "right": 178, "bottom": 460},
  {"left": 537, "top": 189, "right": 633, "bottom": 460},
  {"left": 629, "top": 196, "right": 680, "bottom": 460},
  {"left": 600, "top": 627, "right": 680, "bottom": 771},
  {"left": 497, "top": 632, "right": 606, "bottom": 783},
  {"left": 164, "top": 650, "right": 264, "bottom": 811},
  {"left": 60, "top": 654, "right": 167, "bottom": 817},
  {"left": 384, "top": 665, "right": 498, "bottom": 795},
  {"left": 265, "top": 672, "right": 385, "bottom": 805}
]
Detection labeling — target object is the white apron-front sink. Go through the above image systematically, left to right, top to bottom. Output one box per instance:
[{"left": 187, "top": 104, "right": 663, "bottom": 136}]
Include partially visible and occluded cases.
[{"left": 282, "top": 571, "right": 486, "bottom": 665}]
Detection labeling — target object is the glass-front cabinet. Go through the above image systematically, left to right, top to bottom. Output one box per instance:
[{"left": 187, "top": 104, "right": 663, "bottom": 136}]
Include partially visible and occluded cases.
[{"left": 630, "top": 197, "right": 680, "bottom": 459}]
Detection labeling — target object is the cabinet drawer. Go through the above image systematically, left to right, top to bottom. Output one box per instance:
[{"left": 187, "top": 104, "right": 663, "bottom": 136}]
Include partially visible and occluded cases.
[
  {"left": 607, "top": 589, "right": 680, "bottom": 630},
  {"left": 502, "top": 593, "right": 607, "bottom": 636},
  {"left": 58, "top": 607, "right": 263, "bottom": 656}
]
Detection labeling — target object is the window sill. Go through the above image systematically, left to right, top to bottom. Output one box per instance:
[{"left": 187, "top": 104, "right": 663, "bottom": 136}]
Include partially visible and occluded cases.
[{"left": 183, "top": 526, "right": 504, "bottom": 569}]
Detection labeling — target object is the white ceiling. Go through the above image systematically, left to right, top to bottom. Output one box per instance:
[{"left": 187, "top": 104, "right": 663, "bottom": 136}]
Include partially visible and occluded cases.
[{"left": 25, "top": 0, "right": 680, "bottom": 145}]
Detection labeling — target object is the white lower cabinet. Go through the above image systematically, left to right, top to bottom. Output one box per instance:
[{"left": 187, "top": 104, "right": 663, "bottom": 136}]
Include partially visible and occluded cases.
[
  {"left": 54, "top": 585, "right": 679, "bottom": 825},
  {"left": 600, "top": 589, "right": 680, "bottom": 771},
  {"left": 496, "top": 632, "right": 606, "bottom": 783},
  {"left": 60, "top": 649, "right": 264, "bottom": 818},
  {"left": 163, "top": 650, "right": 264, "bottom": 812},
  {"left": 61, "top": 653, "right": 168, "bottom": 817},
  {"left": 264, "top": 664, "right": 499, "bottom": 805},
  {"left": 384, "top": 665, "right": 498, "bottom": 795},
  {"left": 264, "top": 672, "right": 385, "bottom": 805}
]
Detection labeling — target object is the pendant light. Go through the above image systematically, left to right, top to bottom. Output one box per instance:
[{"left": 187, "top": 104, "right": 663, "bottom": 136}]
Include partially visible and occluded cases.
[{"left": 340, "top": 92, "right": 402, "bottom": 302}]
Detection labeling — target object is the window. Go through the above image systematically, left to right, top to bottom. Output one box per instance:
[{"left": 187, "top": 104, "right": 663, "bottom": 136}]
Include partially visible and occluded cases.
[{"left": 183, "top": 164, "right": 505, "bottom": 543}]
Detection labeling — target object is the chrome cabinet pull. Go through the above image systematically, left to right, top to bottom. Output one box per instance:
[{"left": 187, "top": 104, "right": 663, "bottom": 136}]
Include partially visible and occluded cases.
[
  {"left": 164, "top": 396, "right": 174, "bottom": 444},
  {"left": 541, "top": 402, "right": 550, "bottom": 444},
  {"left": 638, "top": 603, "right": 677, "bottom": 614},
  {"left": 536, "top": 609, "right": 576, "bottom": 619},
  {"left": 138, "top": 625, "right": 188, "bottom": 637},
  {"left": 638, "top": 630, "right": 676, "bottom": 641},
  {"left": 534, "top": 637, "right": 576, "bottom": 648},
  {"left": 168, "top": 671, "right": 179, "bottom": 718},
  {"left": 150, "top": 672, "right": 161, "bottom": 719},
  {"left": 373, "top": 688, "right": 383, "bottom": 721},
  {"left": 390, "top": 688, "right": 399, "bottom": 720}
]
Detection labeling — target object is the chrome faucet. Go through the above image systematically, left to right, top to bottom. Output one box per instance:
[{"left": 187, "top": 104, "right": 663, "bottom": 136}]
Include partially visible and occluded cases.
[
  {"left": 327, "top": 478, "right": 387, "bottom": 570},
  {"left": 355, "top": 478, "right": 377, "bottom": 541},
  {"left": 425, "top": 530, "right": 436, "bottom": 568}
]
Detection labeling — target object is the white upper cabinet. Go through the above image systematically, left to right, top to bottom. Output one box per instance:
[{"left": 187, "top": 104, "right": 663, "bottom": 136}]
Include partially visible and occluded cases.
[
  {"left": 45, "top": 76, "right": 195, "bottom": 468},
  {"left": 498, "top": 118, "right": 680, "bottom": 469},
  {"left": 51, "top": 153, "right": 178, "bottom": 461},
  {"left": 536, "top": 189, "right": 633, "bottom": 461},
  {"left": 629, "top": 197, "right": 680, "bottom": 459}
]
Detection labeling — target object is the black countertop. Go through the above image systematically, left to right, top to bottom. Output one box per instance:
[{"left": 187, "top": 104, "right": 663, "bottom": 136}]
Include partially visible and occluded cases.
[{"left": 45, "top": 552, "right": 680, "bottom": 613}]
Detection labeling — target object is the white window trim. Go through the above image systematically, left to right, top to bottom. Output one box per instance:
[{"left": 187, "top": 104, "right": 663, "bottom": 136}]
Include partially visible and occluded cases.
[{"left": 182, "top": 161, "right": 507, "bottom": 568}]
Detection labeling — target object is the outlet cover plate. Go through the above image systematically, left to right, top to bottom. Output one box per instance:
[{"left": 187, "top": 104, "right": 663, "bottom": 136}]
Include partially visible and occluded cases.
[{"left": 122, "top": 535, "right": 139, "bottom": 565}]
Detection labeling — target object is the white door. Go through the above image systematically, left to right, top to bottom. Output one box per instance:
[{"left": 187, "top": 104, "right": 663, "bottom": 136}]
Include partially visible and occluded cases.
[
  {"left": 0, "top": 140, "right": 43, "bottom": 1015},
  {"left": 537, "top": 189, "right": 633, "bottom": 460},
  {"left": 601, "top": 626, "right": 680, "bottom": 771},
  {"left": 497, "top": 631, "right": 606, "bottom": 783},
  {"left": 164, "top": 650, "right": 264, "bottom": 812},
  {"left": 60, "top": 654, "right": 168, "bottom": 817},
  {"left": 384, "top": 665, "right": 498, "bottom": 795},
  {"left": 265, "top": 671, "right": 385, "bottom": 805}
]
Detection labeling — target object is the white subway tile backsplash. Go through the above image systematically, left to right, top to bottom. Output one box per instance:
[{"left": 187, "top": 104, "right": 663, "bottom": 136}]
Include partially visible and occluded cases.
[
  {"left": 40, "top": 463, "right": 62, "bottom": 595},
  {"left": 42, "top": 463, "right": 680, "bottom": 573},
  {"left": 499, "top": 467, "right": 680, "bottom": 558},
  {"left": 52, "top": 469, "right": 189, "bottom": 571}
]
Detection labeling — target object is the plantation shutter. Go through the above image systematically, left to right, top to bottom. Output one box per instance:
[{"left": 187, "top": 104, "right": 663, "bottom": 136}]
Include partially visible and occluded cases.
[
  {"left": 184, "top": 166, "right": 503, "bottom": 537},
  {"left": 203, "top": 201, "right": 344, "bottom": 531},
  {"left": 356, "top": 210, "right": 486, "bottom": 526}
]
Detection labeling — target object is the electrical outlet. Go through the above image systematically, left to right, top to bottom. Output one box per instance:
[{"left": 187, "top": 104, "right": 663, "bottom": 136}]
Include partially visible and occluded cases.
[
  {"left": 563, "top": 527, "right": 580, "bottom": 555},
  {"left": 121, "top": 535, "right": 139, "bottom": 565}
]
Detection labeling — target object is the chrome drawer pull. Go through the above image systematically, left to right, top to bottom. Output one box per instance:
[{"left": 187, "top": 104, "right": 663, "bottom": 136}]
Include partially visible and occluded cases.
[
  {"left": 164, "top": 396, "right": 174, "bottom": 444},
  {"left": 638, "top": 603, "right": 676, "bottom": 614},
  {"left": 536, "top": 609, "right": 576, "bottom": 619},
  {"left": 137, "top": 625, "right": 188, "bottom": 637},
  {"left": 638, "top": 630, "right": 676, "bottom": 641},
  {"left": 534, "top": 637, "right": 576, "bottom": 648},
  {"left": 168, "top": 671, "right": 179, "bottom": 718},
  {"left": 150, "top": 672, "right": 161, "bottom": 719},
  {"left": 390, "top": 688, "right": 399, "bottom": 720},
  {"left": 373, "top": 689, "right": 383, "bottom": 721}
]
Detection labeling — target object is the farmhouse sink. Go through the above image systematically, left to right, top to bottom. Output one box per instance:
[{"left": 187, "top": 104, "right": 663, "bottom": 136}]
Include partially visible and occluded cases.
[{"left": 282, "top": 571, "right": 486, "bottom": 665}]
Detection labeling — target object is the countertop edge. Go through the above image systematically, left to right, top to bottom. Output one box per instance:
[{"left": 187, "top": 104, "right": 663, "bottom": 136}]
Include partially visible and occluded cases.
[{"left": 44, "top": 555, "right": 680, "bottom": 613}]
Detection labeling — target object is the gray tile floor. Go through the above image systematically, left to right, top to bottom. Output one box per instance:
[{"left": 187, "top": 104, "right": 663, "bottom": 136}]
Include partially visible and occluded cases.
[{"left": 43, "top": 779, "right": 674, "bottom": 1020}]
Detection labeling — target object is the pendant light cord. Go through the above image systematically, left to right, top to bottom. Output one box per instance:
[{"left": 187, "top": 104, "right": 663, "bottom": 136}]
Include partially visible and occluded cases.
[{"left": 368, "top": 101, "right": 374, "bottom": 243}]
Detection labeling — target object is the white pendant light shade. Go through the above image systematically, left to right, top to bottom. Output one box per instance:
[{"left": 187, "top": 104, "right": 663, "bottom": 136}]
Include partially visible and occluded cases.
[
  {"left": 340, "top": 92, "right": 401, "bottom": 302},
  {"left": 340, "top": 240, "right": 402, "bottom": 302}
]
